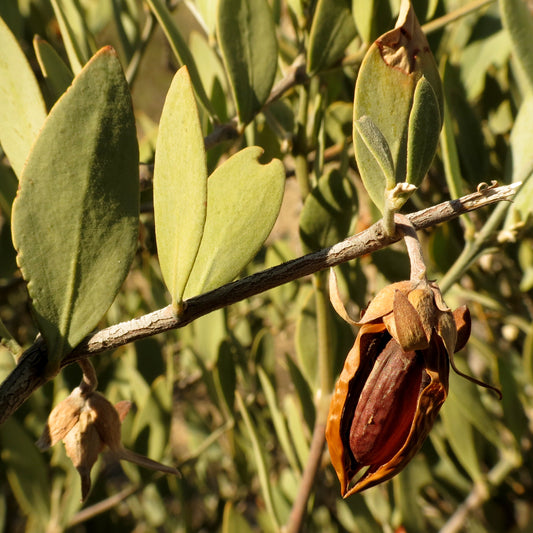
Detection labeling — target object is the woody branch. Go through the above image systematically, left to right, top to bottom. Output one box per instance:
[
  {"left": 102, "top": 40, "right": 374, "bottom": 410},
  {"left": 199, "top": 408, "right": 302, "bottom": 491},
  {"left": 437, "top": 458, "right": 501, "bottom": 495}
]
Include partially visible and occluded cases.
[{"left": 0, "top": 182, "right": 520, "bottom": 425}]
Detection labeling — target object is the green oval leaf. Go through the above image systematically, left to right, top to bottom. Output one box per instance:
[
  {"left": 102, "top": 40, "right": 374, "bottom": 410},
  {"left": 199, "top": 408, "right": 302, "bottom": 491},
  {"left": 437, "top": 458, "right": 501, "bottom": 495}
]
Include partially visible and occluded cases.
[
  {"left": 50, "top": 0, "right": 96, "bottom": 73},
  {"left": 145, "top": 0, "right": 215, "bottom": 117},
  {"left": 216, "top": 0, "right": 278, "bottom": 126},
  {"left": 307, "top": 0, "right": 356, "bottom": 75},
  {"left": 0, "top": 16, "right": 47, "bottom": 178},
  {"left": 33, "top": 35, "right": 74, "bottom": 104},
  {"left": 12, "top": 47, "right": 139, "bottom": 373},
  {"left": 154, "top": 66, "right": 207, "bottom": 310},
  {"left": 406, "top": 76, "right": 441, "bottom": 187},
  {"left": 354, "top": 115, "right": 395, "bottom": 190},
  {"left": 184, "top": 146, "right": 284, "bottom": 298}
]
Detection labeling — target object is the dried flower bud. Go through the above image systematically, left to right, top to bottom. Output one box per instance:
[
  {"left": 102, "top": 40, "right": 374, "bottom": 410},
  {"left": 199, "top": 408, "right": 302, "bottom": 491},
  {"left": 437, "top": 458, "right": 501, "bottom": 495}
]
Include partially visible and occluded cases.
[
  {"left": 326, "top": 279, "right": 470, "bottom": 496},
  {"left": 37, "top": 387, "right": 179, "bottom": 501}
]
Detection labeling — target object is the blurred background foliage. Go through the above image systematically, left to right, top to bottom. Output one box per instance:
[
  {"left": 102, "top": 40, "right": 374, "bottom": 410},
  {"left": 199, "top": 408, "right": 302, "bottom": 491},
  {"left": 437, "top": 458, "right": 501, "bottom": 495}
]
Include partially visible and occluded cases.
[{"left": 1, "top": 0, "right": 533, "bottom": 531}]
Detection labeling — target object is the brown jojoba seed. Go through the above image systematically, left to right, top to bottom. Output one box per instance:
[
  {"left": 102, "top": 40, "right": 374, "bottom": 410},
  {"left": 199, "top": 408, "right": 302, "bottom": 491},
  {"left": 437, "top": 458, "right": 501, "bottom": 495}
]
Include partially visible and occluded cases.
[{"left": 349, "top": 339, "right": 424, "bottom": 465}]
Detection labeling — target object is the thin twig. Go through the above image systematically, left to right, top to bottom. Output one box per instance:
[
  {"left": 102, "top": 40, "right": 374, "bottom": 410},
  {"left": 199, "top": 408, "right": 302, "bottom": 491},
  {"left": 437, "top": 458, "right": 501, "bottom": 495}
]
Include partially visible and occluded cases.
[
  {"left": 0, "top": 182, "right": 520, "bottom": 425},
  {"left": 284, "top": 417, "right": 327, "bottom": 533},
  {"left": 68, "top": 484, "right": 140, "bottom": 527}
]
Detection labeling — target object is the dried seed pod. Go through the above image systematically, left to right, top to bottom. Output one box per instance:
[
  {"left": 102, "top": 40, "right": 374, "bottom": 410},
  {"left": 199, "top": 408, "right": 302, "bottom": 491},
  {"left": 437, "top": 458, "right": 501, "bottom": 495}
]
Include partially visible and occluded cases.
[{"left": 326, "top": 280, "right": 461, "bottom": 496}]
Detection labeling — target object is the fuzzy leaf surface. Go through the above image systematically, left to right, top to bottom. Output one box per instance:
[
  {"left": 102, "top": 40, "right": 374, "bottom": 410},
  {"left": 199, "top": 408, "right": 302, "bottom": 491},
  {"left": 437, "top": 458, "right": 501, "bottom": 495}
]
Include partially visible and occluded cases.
[
  {"left": 12, "top": 47, "right": 139, "bottom": 372},
  {"left": 184, "top": 146, "right": 284, "bottom": 297}
]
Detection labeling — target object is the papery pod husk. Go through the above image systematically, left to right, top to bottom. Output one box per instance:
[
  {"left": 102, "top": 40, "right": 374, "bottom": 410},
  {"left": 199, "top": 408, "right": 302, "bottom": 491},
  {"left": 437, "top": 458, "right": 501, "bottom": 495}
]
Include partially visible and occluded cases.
[
  {"left": 353, "top": 0, "right": 443, "bottom": 213},
  {"left": 326, "top": 322, "right": 449, "bottom": 496}
]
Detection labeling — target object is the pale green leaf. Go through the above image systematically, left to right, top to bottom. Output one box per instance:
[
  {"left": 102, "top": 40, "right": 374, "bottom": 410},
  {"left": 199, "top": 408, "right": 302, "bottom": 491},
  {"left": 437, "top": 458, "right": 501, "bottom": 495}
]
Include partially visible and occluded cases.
[
  {"left": 50, "top": 0, "right": 96, "bottom": 73},
  {"left": 145, "top": 0, "right": 215, "bottom": 117},
  {"left": 217, "top": 0, "right": 278, "bottom": 125},
  {"left": 307, "top": 0, "right": 356, "bottom": 75},
  {"left": 499, "top": 0, "right": 533, "bottom": 94},
  {"left": 0, "top": 16, "right": 47, "bottom": 178},
  {"left": 33, "top": 36, "right": 74, "bottom": 104},
  {"left": 11, "top": 47, "right": 139, "bottom": 373},
  {"left": 154, "top": 66, "right": 207, "bottom": 310},
  {"left": 406, "top": 76, "right": 441, "bottom": 187},
  {"left": 354, "top": 115, "right": 395, "bottom": 190},
  {"left": 184, "top": 146, "right": 284, "bottom": 298}
]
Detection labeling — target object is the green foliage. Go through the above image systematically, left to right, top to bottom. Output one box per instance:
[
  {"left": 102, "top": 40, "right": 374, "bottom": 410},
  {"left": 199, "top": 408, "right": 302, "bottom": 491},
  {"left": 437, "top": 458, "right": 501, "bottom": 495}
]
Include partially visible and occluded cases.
[
  {"left": 216, "top": 0, "right": 278, "bottom": 126},
  {"left": 307, "top": 0, "right": 356, "bottom": 75},
  {"left": 1, "top": 1, "right": 533, "bottom": 532},
  {"left": 0, "top": 16, "right": 47, "bottom": 178},
  {"left": 11, "top": 47, "right": 139, "bottom": 374},
  {"left": 154, "top": 66, "right": 207, "bottom": 310},
  {"left": 184, "top": 146, "right": 285, "bottom": 298}
]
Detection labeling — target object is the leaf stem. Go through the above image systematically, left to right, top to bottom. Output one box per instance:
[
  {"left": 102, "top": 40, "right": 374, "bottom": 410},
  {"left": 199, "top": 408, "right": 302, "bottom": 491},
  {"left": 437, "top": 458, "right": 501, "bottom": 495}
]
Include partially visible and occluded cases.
[{"left": 394, "top": 213, "right": 427, "bottom": 282}]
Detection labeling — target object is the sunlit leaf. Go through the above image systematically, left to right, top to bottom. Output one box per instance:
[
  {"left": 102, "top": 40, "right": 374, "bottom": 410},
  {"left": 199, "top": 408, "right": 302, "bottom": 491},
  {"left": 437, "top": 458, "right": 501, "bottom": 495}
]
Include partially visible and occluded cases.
[
  {"left": 50, "top": 0, "right": 96, "bottom": 73},
  {"left": 145, "top": 0, "right": 215, "bottom": 116},
  {"left": 217, "top": 0, "right": 278, "bottom": 125},
  {"left": 0, "top": 16, "right": 47, "bottom": 178},
  {"left": 33, "top": 36, "right": 74, "bottom": 104},
  {"left": 12, "top": 47, "right": 139, "bottom": 373},
  {"left": 154, "top": 66, "right": 207, "bottom": 311},
  {"left": 504, "top": 95, "right": 533, "bottom": 228},
  {"left": 354, "top": 115, "right": 395, "bottom": 191},
  {"left": 184, "top": 146, "right": 284, "bottom": 297}
]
